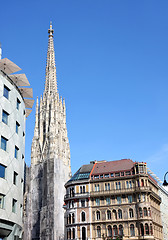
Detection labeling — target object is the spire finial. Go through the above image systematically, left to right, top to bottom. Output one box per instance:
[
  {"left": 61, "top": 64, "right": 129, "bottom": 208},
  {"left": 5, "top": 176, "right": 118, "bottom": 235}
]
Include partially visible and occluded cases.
[{"left": 48, "top": 21, "right": 54, "bottom": 37}]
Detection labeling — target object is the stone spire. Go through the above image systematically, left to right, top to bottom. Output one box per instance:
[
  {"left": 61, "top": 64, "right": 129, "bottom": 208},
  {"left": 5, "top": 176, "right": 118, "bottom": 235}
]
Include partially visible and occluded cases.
[
  {"left": 44, "top": 22, "right": 57, "bottom": 95},
  {"left": 24, "top": 23, "right": 71, "bottom": 240}
]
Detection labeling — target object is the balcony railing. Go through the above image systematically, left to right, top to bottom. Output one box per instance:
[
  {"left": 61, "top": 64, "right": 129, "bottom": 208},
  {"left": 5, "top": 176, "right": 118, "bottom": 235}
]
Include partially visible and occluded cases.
[
  {"left": 90, "top": 186, "right": 151, "bottom": 197},
  {"left": 64, "top": 192, "right": 89, "bottom": 200}
]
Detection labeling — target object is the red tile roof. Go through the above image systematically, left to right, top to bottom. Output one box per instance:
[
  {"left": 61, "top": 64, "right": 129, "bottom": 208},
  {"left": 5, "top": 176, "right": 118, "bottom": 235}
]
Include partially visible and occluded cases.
[{"left": 91, "top": 159, "right": 134, "bottom": 175}]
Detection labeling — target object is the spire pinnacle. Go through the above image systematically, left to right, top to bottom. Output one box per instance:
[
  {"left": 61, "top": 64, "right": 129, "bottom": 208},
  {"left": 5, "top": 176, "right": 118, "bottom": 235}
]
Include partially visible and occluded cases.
[
  {"left": 48, "top": 21, "right": 54, "bottom": 37},
  {"left": 44, "top": 23, "right": 57, "bottom": 94}
]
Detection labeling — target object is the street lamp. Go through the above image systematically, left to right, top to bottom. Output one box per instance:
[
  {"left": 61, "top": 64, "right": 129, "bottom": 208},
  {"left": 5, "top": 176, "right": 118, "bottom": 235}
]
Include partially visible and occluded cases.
[{"left": 163, "top": 171, "right": 168, "bottom": 186}]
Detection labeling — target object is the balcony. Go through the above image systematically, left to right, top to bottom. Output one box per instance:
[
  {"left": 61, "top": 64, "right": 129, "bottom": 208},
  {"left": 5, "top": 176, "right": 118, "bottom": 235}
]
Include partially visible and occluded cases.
[
  {"left": 90, "top": 186, "right": 151, "bottom": 197},
  {"left": 64, "top": 192, "right": 89, "bottom": 200}
]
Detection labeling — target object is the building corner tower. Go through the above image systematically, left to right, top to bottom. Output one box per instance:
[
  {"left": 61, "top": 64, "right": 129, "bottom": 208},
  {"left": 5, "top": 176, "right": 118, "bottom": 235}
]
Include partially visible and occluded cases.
[{"left": 24, "top": 23, "right": 71, "bottom": 240}]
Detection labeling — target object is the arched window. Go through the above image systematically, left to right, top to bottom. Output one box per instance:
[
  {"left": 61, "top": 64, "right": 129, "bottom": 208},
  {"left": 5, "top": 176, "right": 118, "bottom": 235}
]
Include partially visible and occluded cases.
[
  {"left": 141, "top": 179, "right": 144, "bottom": 187},
  {"left": 105, "top": 183, "right": 107, "bottom": 191},
  {"left": 108, "top": 183, "right": 110, "bottom": 190},
  {"left": 83, "top": 186, "right": 85, "bottom": 193},
  {"left": 139, "top": 207, "right": 143, "bottom": 217},
  {"left": 144, "top": 207, "right": 147, "bottom": 216},
  {"left": 129, "top": 208, "right": 134, "bottom": 218},
  {"left": 148, "top": 208, "right": 151, "bottom": 216},
  {"left": 112, "top": 209, "right": 117, "bottom": 220},
  {"left": 118, "top": 209, "right": 122, "bottom": 219},
  {"left": 107, "top": 210, "right": 111, "bottom": 220},
  {"left": 96, "top": 211, "right": 100, "bottom": 220},
  {"left": 81, "top": 212, "right": 85, "bottom": 222},
  {"left": 72, "top": 213, "right": 75, "bottom": 223},
  {"left": 69, "top": 214, "right": 71, "bottom": 224},
  {"left": 140, "top": 223, "right": 144, "bottom": 236},
  {"left": 145, "top": 223, "right": 149, "bottom": 235},
  {"left": 130, "top": 224, "right": 135, "bottom": 236},
  {"left": 150, "top": 224, "right": 153, "bottom": 235},
  {"left": 107, "top": 225, "right": 112, "bottom": 237},
  {"left": 113, "top": 225, "right": 118, "bottom": 236},
  {"left": 119, "top": 225, "right": 123, "bottom": 236},
  {"left": 97, "top": 226, "right": 101, "bottom": 238},
  {"left": 82, "top": 227, "right": 86, "bottom": 240},
  {"left": 72, "top": 228, "right": 75, "bottom": 239},
  {"left": 69, "top": 229, "right": 71, "bottom": 239}
]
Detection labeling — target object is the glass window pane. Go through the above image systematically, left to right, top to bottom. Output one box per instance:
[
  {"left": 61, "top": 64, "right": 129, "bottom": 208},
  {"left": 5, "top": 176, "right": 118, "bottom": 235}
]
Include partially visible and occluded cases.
[
  {"left": 3, "top": 85, "right": 9, "bottom": 99},
  {"left": 2, "top": 110, "right": 9, "bottom": 124},
  {"left": 1, "top": 136, "right": 7, "bottom": 151},
  {"left": 15, "top": 146, "right": 19, "bottom": 159},
  {"left": 0, "top": 164, "right": 6, "bottom": 178},
  {"left": 0, "top": 194, "right": 4, "bottom": 209}
]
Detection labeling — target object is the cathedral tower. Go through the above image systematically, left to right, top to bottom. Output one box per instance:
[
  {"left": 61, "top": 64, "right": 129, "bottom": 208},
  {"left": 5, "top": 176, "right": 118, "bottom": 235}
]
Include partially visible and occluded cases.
[{"left": 24, "top": 23, "right": 71, "bottom": 240}]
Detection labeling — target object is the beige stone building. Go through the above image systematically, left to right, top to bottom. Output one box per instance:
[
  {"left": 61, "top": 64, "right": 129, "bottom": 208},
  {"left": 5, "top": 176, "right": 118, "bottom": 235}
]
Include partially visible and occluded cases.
[{"left": 64, "top": 159, "right": 163, "bottom": 240}]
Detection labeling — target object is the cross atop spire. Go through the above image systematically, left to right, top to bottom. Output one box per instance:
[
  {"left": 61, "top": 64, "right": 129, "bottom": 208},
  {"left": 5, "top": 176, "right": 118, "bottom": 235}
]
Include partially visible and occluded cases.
[{"left": 44, "top": 22, "right": 57, "bottom": 94}]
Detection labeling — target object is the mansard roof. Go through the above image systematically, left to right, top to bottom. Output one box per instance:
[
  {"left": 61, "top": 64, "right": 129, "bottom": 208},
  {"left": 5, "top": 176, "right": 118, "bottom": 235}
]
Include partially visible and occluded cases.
[
  {"left": 91, "top": 159, "right": 134, "bottom": 175},
  {"left": 68, "top": 162, "right": 95, "bottom": 182}
]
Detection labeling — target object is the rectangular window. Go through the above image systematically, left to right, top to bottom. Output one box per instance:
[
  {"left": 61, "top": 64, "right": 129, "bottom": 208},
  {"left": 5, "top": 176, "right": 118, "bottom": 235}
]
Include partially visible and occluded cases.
[
  {"left": 3, "top": 85, "right": 10, "bottom": 99},
  {"left": 17, "top": 98, "right": 21, "bottom": 110},
  {"left": 2, "top": 110, "right": 9, "bottom": 125},
  {"left": 16, "top": 122, "right": 20, "bottom": 134},
  {"left": 1, "top": 136, "right": 7, "bottom": 151},
  {"left": 15, "top": 146, "right": 19, "bottom": 159},
  {"left": 0, "top": 164, "right": 6, "bottom": 178},
  {"left": 13, "top": 171, "right": 18, "bottom": 185},
  {"left": 125, "top": 171, "right": 131, "bottom": 175},
  {"left": 115, "top": 172, "right": 120, "bottom": 177},
  {"left": 121, "top": 172, "right": 124, "bottom": 176},
  {"left": 111, "top": 173, "right": 114, "bottom": 177},
  {"left": 104, "top": 174, "right": 109, "bottom": 178},
  {"left": 94, "top": 175, "right": 99, "bottom": 179},
  {"left": 126, "top": 181, "right": 129, "bottom": 189},
  {"left": 116, "top": 182, "right": 121, "bottom": 190},
  {"left": 0, "top": 194, "right": 4, "bottom": 209},
  {"left": 128, "top": 195, "right": 132, "bottom": 203},
  {"left": 117, "top": 196, "right": 122, "bottom": 204},
  {"left": 106, "top": 197, "right": 110, "bottom": 205},
  {"left": 96, "top": 198, "right": 100, "bottom": 206},
  {"left": 12, "top": 199, "right": 17, "bottom": 213},
  {"left": 81, "top": 199, "right": 85, "bottom": 207}
]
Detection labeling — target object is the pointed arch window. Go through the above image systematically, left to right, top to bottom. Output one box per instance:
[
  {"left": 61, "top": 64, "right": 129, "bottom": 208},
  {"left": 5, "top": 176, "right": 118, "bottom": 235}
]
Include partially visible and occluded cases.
[
  {"left": 129, "top": 208, "right": 134, "bottom": 218},
  {"left": 118, "top": 209, "right": 122, "bottom": 219},
  {"left": 107, "top": 210, "right": 111, "bottom": 220},
  {"left": 96, "top": 211, "right": 100, "bottom": 220},
  {"left": 81, "top": 212, "right": 85, "bottom": 222},
  {"left": 145, "top": 223, "right": 149, "bottom": 235},
  {"left": 130, "top": 224, "right": 135, "bottom": 236},
  {"left": 107, "top": 225, "right": 112, "bottom": 237},
  {"left": 113, "top": 225, "right": 118, "bottom": 236},
  {"left": 119, "top": 225, "right": 123, "bottom": 236},
  {"left": 97, "top": 226, "right": 101, "bottom": 238}
]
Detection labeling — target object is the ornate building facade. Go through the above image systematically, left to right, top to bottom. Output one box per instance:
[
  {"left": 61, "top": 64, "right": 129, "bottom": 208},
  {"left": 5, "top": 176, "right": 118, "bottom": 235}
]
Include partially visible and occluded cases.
[
  {"left": 24, "top": 24, "right": 71, "bottom": 240},
  {"left": 64, "top": 159, "right": 163, "bottom": 240}
]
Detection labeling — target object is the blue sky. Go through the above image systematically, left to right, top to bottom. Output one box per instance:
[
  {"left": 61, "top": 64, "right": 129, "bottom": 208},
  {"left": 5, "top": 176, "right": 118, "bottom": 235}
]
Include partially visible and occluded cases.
[{"left": 0, "top": 0, "right": 168, "bottom": 181}]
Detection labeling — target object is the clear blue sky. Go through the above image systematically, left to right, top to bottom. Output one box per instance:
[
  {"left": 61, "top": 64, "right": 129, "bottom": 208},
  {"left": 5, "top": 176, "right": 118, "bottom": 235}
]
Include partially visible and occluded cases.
[{"left": 1, "top": 0, "right": 168, "bottom": 181}]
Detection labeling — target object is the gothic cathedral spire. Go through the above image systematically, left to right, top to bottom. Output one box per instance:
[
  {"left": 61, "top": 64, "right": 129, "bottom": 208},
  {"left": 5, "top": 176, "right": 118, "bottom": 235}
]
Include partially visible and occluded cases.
[
  {"left": 44, "top": 22, "right": 57, "bottom": 94},
  {"left": 24, "top": 23, "right": 71, "bottom": 240}
]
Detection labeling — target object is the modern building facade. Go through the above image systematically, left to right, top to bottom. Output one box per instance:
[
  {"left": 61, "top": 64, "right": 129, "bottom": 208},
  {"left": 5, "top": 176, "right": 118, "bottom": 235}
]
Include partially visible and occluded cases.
[
  {"left": 23, "top": 23, "right": 71, "bottom": 240},
  {"left": 0, "top": 56, "right": 33, "bottom": 239},
  {"left": 64, "top": 159, "right": 163, "bottom": 240},
  {"left": 158, "top": 185, "right": 168, "bottom": 240}
]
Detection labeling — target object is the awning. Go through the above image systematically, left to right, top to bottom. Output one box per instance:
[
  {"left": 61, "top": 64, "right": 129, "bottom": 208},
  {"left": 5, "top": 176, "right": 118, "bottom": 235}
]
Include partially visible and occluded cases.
[
  {"left": 0, "top": 58, "right": 21, "bottom": 74},
  {"left": 9, "top": 73, "right": 30, "bottom": 86},
  {"left": 19, "top": 88, "right": 33, "bottom": 98},
  {"left": 24, "top": 99, "right": 34, "bottom": 108},
  {"left": 26, "top": 109, "right": 32, "bottom": 118}
]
